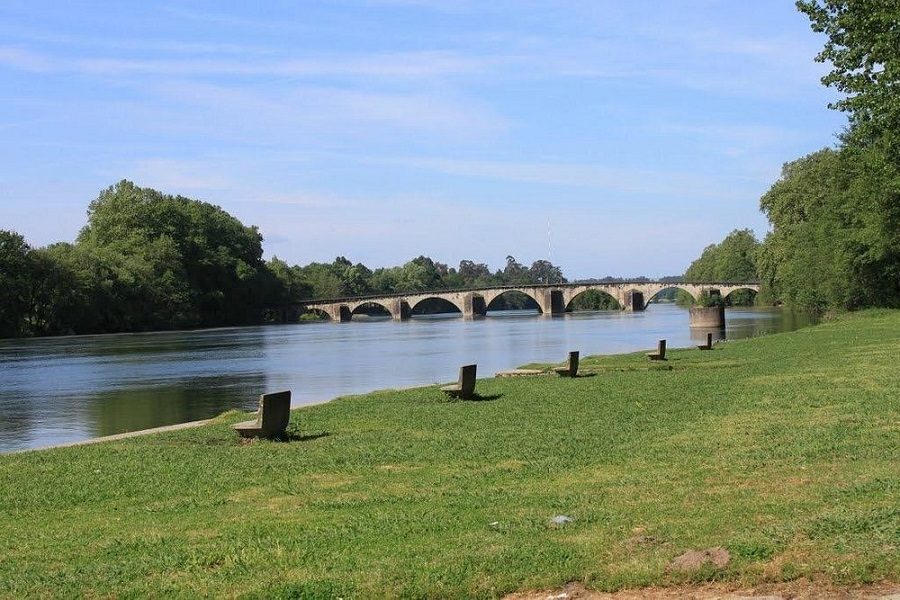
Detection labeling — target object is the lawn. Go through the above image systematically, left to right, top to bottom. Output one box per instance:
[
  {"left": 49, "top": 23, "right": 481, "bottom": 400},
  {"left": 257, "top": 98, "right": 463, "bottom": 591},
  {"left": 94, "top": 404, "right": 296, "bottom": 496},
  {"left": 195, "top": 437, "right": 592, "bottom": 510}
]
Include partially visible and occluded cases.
[{"left": 0, "top": 310, "right": 897, "bottom": 598}]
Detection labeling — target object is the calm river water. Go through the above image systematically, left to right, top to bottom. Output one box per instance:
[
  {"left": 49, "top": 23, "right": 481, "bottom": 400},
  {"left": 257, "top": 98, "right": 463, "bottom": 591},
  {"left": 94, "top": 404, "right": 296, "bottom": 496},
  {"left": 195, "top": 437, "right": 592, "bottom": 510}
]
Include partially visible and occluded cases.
[{"left": 0, "top": 304, "right": 815, "bottom": 452}]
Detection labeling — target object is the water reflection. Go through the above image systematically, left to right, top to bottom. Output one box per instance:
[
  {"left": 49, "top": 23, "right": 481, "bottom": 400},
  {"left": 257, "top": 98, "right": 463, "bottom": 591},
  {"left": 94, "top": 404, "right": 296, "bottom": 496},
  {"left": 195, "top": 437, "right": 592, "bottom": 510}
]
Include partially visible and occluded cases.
[
  {"left": 0, "top": 304, "right": 815, "bottom": 452},
  {"left": 690, "top": 327, "right": 726, "bottom": 344},
  {"left": 85, "top": 374, "right": 268, "bottom": 436}
]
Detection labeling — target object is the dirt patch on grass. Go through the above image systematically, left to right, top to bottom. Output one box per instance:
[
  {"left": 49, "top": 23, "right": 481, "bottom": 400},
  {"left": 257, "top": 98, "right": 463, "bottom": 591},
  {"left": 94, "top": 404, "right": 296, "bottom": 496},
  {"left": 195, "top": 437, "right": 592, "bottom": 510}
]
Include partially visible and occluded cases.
[
  {"left": 667, "top": 547, "right": 730, "bottom": 573},
  {"left": 504, "top": 579, "right": 899, "bottom": 599}
]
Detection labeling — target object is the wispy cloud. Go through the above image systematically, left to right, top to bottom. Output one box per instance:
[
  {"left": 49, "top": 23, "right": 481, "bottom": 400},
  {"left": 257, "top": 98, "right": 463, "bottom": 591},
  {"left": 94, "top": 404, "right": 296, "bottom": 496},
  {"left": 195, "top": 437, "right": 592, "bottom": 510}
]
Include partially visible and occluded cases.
[
  {"left": 0, "top": 45, "right": 488, "bottom": 79},
  {"left": 0, "top": 46, "right": 52, "bottom": 72},
  {"left": 372, "top": 156, "right": 760, "bottom": 200}
]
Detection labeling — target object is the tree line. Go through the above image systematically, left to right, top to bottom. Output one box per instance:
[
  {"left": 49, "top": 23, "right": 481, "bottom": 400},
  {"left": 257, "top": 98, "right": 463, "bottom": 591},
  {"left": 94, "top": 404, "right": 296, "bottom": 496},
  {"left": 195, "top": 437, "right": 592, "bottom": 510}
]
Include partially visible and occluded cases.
[
  {"left": 682, "top": 1, "right": 900, "bottom": 312},
  {"left": 1, "top": 181, "right": 580, "bottom": 337}
]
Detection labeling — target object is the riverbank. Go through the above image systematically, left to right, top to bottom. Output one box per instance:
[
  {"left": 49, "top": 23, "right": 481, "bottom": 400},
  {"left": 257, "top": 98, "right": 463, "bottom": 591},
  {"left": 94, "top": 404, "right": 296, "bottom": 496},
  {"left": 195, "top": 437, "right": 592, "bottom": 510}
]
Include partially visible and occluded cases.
[
  {"left": 0, "top": 304, "right": 814, "bottom": 453},
  {"left": 0, "top": 310, "right": 897, "bottom": 597}
]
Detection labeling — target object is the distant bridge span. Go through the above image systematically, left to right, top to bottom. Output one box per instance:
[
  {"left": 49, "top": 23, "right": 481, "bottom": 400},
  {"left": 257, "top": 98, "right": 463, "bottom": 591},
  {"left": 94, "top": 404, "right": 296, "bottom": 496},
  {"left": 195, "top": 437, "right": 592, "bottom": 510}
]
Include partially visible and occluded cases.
[{"left": 298, "top": 281, "right": 760, "bottom": 322}]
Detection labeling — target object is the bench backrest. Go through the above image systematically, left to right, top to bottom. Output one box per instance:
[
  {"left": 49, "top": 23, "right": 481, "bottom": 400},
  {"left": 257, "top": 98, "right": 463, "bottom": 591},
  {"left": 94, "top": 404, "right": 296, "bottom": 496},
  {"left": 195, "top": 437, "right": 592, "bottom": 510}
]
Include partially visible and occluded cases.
[
  {"left": 706, "top": 333, "right": 713, "bottom": 348},
  {"left": 657, "top": 339, "right": 667, "bottom": 358},
  {"left": 567, "top": 351, "right": 579, "bottom": 375},
  {"left": 459, "top": 364, "right": 477, "bottom": 396},
  {"left": 259, "top": 390, "right": 291, "bottom": 433}
]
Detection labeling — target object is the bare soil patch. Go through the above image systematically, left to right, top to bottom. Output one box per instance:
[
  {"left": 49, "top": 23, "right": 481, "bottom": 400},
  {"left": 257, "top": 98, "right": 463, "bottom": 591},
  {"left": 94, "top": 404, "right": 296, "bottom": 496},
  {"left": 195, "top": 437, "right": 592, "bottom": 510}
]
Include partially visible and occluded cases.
[
  {"left": 667, "top": 547, "right": 731, "bottom": 573},
  {"left": 503, "top": 579, "right": 900, "bottom": 600}
]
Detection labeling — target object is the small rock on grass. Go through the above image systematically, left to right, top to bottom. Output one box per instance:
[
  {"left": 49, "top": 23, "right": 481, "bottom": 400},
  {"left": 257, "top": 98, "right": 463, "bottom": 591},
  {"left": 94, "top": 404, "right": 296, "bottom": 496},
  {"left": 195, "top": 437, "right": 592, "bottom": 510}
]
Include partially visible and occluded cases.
[{"left": 550, "top": 515, "right": 573, "bottom": 526}]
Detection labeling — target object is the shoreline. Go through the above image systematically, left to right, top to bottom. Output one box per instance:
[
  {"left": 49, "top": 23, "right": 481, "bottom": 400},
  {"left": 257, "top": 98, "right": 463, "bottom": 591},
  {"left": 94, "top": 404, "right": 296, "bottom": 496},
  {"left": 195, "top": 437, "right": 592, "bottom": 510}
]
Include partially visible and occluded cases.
[
  {"left": 2, "top": 314, "right": 812, "bottom": 455},
  {"left": 8, "top": 418, "right": 214, "bottom": 454}
]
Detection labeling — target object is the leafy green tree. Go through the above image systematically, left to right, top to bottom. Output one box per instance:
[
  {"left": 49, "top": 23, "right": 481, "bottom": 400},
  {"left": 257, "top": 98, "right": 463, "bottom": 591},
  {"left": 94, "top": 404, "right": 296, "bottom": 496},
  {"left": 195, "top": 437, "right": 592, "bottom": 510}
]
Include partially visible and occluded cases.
[
  {"left": 797, "top": 0, "right": 900, "bottom": 157},
  {"left": 758, "top": 148, "right": 900, "bottom": 310},
  {"left": 78, "top": 180, "right": 269, "bottom": 328},
  {"left": 683, "top": 229, "right": 760, "bottom": 306},
  {"left": 685, "top": 229, "right": 759, "bottom": 282},
  {"left": 0, "top": 230, "right": 33, "bottom": 337},
  {"left": 27, "top": 244, "right": 93, "bottom": 335},
  {"left": 395, "top": 256, "right": 443, "bottom": 292},
  {"left": 500, "top": 256, "right": 530, "bottom": 285},
  {"left": 267, "top": 257, "right": 313, "bottom": 304},
  {"left": 457, "top": 260, "right": 492, "bottom": 287},
  {"left": 529, "top": 260, "right": 566, "bottom": 284},
  {"left": 299, "top": 263, "right": 345, "bottom": 299},
  {"left": 341, "top": 263, "right": 373, "bottom": 296},
  {"left": 370, "top": 267, "right": 401, "bottom": 294}
]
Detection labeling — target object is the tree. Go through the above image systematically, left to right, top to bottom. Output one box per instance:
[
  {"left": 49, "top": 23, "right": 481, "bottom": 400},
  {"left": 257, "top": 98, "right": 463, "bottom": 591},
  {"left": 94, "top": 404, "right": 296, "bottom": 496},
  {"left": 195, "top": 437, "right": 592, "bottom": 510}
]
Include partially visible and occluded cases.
[
  {"left": 797, "top": 0, "right": 900, "bottom": 157},
  {"left": 757, "top": 147, "right": 900, "bottom": 310},
  {"left": 78, "top": 180, "right": 269, "bottom": 328},
  {"left": 683, "top": 229, "right": 760, "bottom": 306},
  {"left": 685, "top": 229, "right": 759, "bottom": 283},
  {"left": 0, "top": 230, "right": 33, "bottom": 337},
  {"left": 395, "top": 256, "right": 443, "bottom": 292},
  {"left": 500, "top": 256, "right": 530, "bottom": 285},
  {"left": 267, "top": 257, "right": 313, "bottom": 304},
  {"left": 457, "top": 260, "right": 492, "bottom": 287},
  {"left": 529, "top": 260, "right": 566, "bottom": 284},
  {"left": 300, "top": 263, "right": 345, "bottom": 299},
  {"left": 341, "top": 263, "right": 373, "bottom": 296}
]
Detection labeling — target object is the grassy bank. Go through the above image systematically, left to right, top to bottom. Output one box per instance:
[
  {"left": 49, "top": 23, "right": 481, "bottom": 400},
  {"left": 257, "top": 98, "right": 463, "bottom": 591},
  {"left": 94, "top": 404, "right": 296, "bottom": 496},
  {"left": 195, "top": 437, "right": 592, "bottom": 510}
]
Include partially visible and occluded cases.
[{"left": 1, "top": 311, "right": 898, "bottom": 598}]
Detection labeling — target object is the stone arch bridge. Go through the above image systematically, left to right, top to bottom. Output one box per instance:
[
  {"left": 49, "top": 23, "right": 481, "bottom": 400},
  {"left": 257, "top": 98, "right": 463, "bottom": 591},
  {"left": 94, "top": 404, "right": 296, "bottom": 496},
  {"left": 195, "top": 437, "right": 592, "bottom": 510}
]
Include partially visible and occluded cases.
[{"left": 299, "top": 282, "right": 760, "bottom": 322}]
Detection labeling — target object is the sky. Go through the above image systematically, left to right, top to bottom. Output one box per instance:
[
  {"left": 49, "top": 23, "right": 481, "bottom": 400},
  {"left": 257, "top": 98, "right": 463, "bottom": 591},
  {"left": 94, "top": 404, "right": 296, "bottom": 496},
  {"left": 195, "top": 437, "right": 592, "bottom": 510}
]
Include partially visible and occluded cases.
[{"left": 0, "top": 1, "right": 847, "bottom": 279}]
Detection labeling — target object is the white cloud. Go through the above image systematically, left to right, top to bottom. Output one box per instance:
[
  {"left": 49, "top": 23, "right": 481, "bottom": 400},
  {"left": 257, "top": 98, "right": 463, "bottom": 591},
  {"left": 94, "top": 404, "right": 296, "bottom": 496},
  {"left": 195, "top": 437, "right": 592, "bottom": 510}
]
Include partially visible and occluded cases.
[{"left": 372, "top": 156, "right": 760, "bottom": 200}]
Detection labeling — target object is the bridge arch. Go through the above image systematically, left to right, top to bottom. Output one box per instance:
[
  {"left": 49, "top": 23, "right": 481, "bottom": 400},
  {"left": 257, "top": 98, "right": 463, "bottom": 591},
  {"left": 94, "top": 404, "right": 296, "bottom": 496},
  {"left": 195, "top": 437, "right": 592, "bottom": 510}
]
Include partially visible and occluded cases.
[
  {"left": 644, "top": 286, "right": 700, "bottom": 307},
  {"left": 722, "top": 286, "right": 759, "bottom": 305},
  {"left": 565, "top": 288, "right": 621, "bottom": 311},
  {"left": 483, "top": 289, "right": 542, "bottom": 314},
  {"left": 410, "top": 296, "right": 464, "bottom": 316},
  {"left": 349, "top": 301, "right": 393, "bottom": 319},
  {"left": 302, "top": 307, "right": 332, "bottom": 321}
]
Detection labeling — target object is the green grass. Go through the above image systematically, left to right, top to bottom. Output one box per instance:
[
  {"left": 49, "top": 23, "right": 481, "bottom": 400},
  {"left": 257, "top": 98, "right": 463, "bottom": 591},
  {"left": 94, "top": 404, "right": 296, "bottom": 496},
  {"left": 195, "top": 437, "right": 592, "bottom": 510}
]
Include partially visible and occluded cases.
[{"left": 1, "top": 310, "right": 898, "bottom": 598}]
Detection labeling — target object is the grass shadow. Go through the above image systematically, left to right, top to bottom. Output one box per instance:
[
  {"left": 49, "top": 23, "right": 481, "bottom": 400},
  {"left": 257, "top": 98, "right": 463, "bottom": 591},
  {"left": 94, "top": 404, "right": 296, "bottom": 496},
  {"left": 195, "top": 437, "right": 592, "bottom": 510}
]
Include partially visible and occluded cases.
[
  {"left": 459, "top": 393, "right": 504, "bottom": 402},
  {"left": 276, "top": 430, "right": 331, "bottom": 443}
]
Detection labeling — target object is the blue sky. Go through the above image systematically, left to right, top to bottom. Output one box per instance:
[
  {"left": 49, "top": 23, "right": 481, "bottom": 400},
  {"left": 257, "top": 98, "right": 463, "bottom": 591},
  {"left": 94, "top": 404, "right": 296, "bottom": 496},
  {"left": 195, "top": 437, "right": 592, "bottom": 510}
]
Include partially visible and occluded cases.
[{"left": 0, "top": 1, "right": 845, "bottom": 278}]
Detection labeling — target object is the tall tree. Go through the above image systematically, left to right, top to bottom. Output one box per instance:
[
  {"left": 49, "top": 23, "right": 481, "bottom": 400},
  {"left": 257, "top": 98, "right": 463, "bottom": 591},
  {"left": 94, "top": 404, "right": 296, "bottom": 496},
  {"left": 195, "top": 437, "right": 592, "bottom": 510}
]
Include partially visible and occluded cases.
[
  {"left": 797, "top": 0, "right": 900, "bottom": 156},
  {"left": 78, "top": 180, "right": 269, "bottom": 328},
  {"left": 0, "top": 230, "right": 33, "bottom": 337}
]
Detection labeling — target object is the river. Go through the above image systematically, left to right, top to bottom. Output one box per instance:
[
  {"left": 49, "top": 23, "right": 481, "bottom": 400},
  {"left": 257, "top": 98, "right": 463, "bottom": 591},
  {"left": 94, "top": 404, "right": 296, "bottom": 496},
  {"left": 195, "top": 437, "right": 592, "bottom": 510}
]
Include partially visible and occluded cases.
[{"left": 0, "top": 304, "right": 815, "bottom": 452}]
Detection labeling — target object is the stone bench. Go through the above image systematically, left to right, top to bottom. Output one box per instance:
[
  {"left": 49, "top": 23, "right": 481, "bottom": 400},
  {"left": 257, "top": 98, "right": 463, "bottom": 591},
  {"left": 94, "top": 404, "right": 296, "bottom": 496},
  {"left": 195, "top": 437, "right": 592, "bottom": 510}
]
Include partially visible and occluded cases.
[
  {"left": 647, "top": 339, "right": 667, "bottom": 361},
  {"left": 553, "top": 351, "right": 580, "bottom": 377},
  {"left": 441, "top": 364, "right": 476, "bottom": 399},
  {"left": 233, "top": 391, "right": 291, "bottom": 439}
]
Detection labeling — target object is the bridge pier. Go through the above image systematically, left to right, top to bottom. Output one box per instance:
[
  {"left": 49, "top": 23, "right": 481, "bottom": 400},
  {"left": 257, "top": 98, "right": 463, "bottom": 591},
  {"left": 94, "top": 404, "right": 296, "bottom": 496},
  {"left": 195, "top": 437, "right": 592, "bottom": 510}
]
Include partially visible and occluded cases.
[
  {"left": 539, "top": 289, "right": 566, "bottom": 316},
  {"left": 624, "top": 291, "right": 645, "bottom": 311},
  {"left": 462, "top": 293, "right": 487, "bottom": 319},
  {"left": 389, "top": 299, "right": 411, "bottom": 321},
  {"left": 338, "top": 305, "right": 352, "bottom": 322}
]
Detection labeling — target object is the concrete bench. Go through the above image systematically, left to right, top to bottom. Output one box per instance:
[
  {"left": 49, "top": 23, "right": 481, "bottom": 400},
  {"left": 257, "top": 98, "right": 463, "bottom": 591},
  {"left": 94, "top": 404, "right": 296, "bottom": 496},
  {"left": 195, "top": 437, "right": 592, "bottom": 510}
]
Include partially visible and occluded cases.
[
  {"left": 697, "top": 332, "right": 714, "bottom": 351},
  {"left": 647, "top": 339, "right": 667, "bottom": 361},
  {"left": 553, "top": 351, "right": 580, "bottom": 377},
  {"left": 441, "top": 364, "right": 476, "bottom": 399},
  {"left": 233, "top": 391, "right": 291, "bottom": 439}
]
